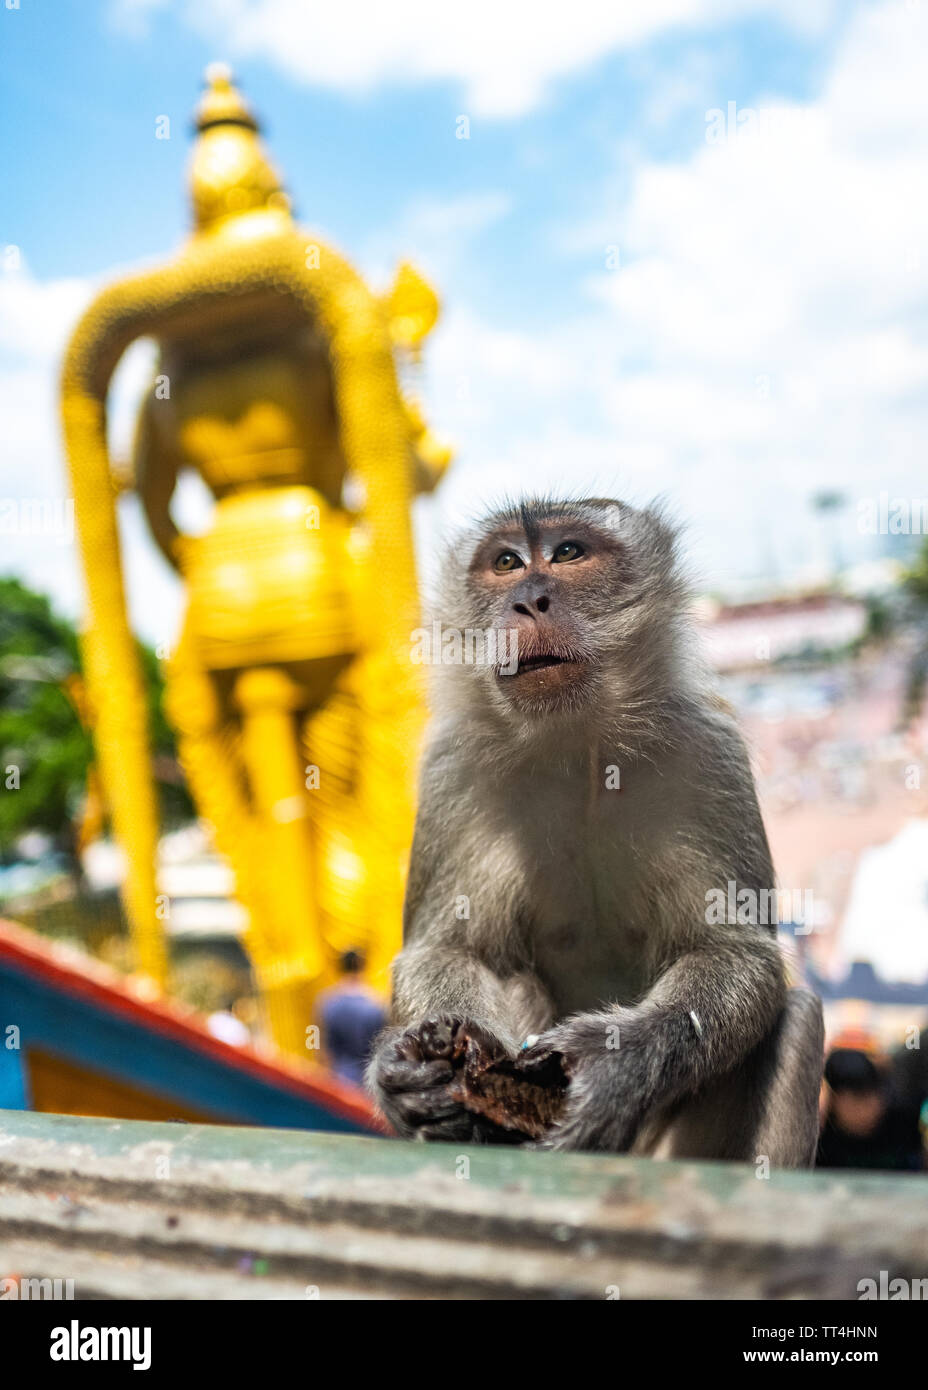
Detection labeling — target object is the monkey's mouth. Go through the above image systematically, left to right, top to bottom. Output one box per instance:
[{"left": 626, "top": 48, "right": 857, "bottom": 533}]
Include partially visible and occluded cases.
[
  {"left": 497, "top": 645, "right": 588, "bottom": 701},
  {"left": 515, "top": 653, "right": 573, "bottom": 675}
]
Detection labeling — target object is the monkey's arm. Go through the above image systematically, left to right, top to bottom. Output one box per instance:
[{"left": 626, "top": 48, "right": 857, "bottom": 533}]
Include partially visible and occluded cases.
[
  {"left": 367, "top": 731, "right": 553, "bottom": 1140},
  {"left": 535, "top": 923, "right": 786, "bottom": 1153},
  {"left": 369, "top": 929, "right": 552, "bottom": 1142}
]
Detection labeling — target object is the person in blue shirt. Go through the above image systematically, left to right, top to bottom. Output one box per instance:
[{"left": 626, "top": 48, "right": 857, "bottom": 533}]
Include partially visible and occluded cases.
[{"left": 319, "top": 950, "right": 387, "bottom": 1088}]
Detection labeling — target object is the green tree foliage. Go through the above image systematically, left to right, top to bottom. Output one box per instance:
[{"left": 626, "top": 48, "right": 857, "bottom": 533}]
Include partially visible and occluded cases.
[
  {"left": 906, "top": 535, "right": 928, "bottom": 606},
  {"left": 0, "top": 577, "right": 190, "bottom": 862}
]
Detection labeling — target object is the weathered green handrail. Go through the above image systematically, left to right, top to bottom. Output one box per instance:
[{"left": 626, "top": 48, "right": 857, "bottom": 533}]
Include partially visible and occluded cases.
[{"left": 0, "top": 1110, "right": 925, "bottom": 1299}]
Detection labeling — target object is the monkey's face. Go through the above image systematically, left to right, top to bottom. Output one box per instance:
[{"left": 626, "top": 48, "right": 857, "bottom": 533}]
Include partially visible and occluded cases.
[
  {"left": 435, "top": 499, "right": 683, "bottom": 734},
  {"left": 462, "top": 504, "right": 642, "bottom": 717}
]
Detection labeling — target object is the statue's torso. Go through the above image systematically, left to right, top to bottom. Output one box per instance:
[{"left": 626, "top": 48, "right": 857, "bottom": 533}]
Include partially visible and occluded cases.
[
  {"left": 148, "top": 327, "right": 362, "bottom": 670},
  {"left": 164, "top": 329, "right": 347, "bottom": 508}
]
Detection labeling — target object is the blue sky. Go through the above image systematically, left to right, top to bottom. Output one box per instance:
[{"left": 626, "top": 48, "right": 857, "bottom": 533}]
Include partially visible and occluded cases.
[
  {"left": 2, "top": 1, "right": 927, "bottom": 644},
  {"left": 4, "top": 5, "right": 827, "bottom": 284}
]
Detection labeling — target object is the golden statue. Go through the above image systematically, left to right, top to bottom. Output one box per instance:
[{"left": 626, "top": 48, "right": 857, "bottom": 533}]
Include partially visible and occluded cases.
[{"left": 60, "top": 65, "right": 450, "bottom": 1054}]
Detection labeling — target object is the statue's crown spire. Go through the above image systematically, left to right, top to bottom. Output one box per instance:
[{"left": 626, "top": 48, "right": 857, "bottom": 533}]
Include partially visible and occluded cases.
[
  {"left": 194, "top": 62, "right": 260, "bottom": 133},
  {"left": 188, "top": 64, "right": 292, "bottom": 236}
]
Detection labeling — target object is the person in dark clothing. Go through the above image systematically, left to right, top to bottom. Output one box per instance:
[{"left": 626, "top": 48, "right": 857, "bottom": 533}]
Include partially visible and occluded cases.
[
  {"left": 318, "top": 950, "right": 387, "bottom": 1088},
  {"left": 891, "top": 1024, "right": 928, "bottom": 1112},
  {"left": 817, "top": 1047, "right": 924, "bottom": 1173}
]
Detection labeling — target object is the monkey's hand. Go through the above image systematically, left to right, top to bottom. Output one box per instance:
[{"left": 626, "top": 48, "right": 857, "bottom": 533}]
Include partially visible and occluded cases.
[
  {"left": 522, "top": 1010, "right": 646, "bottom": 1154},
  {"left": 367, "top": 1015, "right": 512, "bottom": 1143}
]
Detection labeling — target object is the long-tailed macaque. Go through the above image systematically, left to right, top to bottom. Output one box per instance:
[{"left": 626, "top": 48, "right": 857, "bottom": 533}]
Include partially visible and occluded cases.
[{"left": 368, "top": 498, "right": 824, "bottom": 1165}]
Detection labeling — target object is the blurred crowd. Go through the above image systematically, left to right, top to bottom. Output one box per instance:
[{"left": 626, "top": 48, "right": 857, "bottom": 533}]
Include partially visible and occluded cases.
[{"left": 817, "top": 1030, "right": 928, "bottom": 1172}]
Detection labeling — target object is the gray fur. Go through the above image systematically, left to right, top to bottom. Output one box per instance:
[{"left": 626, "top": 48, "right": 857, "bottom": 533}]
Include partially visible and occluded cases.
[{"left": 367, "top": 497, "right": 824, "bottom": 1163}]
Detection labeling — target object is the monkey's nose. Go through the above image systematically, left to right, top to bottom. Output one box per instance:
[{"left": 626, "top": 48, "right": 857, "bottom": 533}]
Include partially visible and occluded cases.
[{"left": 513, "top": 594, "right": 550, "bottom": 618}]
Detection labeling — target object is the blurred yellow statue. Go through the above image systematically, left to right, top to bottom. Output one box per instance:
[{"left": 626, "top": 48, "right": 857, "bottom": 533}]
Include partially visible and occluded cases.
[{"left": 60, "top": 65, "right": 450, "bottom": 1053}]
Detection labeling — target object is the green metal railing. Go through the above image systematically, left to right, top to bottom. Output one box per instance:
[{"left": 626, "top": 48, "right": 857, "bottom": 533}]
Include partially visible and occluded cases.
[{"left": 0, "top": 1110, "right": 925, "bottom": 1299}]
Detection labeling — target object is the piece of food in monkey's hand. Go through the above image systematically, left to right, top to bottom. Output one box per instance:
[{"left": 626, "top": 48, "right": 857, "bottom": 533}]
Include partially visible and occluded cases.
[{"left": 446, "top": 1023, "right": 570, "bottom": 1142}]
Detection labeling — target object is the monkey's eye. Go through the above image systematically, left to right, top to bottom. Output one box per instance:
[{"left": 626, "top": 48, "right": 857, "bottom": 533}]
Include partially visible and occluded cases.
[
  {"left": 552, "top": 541, "right": 584, "bottom": 563},
  {"left": 493, "top": 551, "right": 524, "bottom": 573}
]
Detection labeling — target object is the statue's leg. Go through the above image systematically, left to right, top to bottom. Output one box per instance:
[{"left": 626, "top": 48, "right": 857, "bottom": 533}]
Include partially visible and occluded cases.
[
  {"left": 165, "top": 622, "right": 264, "bottom": 920},
  {"left": 166, "top": 631, "right": 292, "bottom": 1045},
  {"left": 301, "top": 651, "right": 420, "bottom": 999},
  {"left": 351, "top": 652, "right": 424, "bottom": 991},
  {"left": 233, "top": 666, "right": 323, "bottom": 1055},
  {"left": 302, "top": 679, "right": 365, "bottom": 967}
]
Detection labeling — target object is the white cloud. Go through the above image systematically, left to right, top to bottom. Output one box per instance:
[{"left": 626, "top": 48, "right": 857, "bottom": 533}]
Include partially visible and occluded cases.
[
  {"left": 110, "top": 0, "right": 836, "bottom": 117},
  {"left": 418, "top": 3, "right": 928, "bottom": 590},
  {"left": 603, "top": 7, "right": 928, "bottom": 495},
  {"left": 361, "top": 191, "right": 512, "bottom": 289},
  {"left": 0, "top": 263, "right": 183, "bottom": 644},
  {"left": 0, "top": 265, "right": 92, "bottom": 617}
]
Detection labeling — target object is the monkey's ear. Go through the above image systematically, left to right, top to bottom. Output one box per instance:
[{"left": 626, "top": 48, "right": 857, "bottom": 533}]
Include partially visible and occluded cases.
[{"left": 382, "top": 262, "right": 440, "bottom": 353}]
